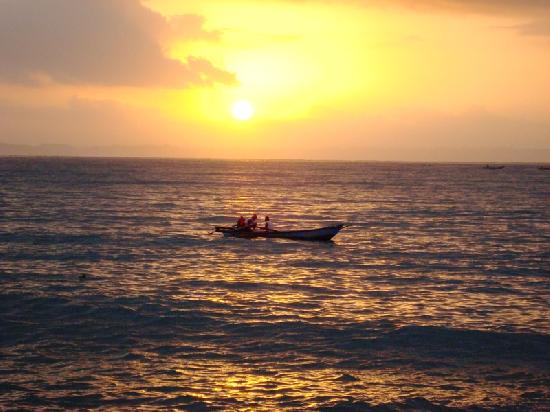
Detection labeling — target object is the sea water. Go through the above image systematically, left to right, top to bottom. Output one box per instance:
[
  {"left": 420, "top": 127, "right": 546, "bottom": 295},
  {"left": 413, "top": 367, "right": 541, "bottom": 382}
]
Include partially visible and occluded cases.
[{"left": 0, "top": 158, "right": 549, "bottom": 410}]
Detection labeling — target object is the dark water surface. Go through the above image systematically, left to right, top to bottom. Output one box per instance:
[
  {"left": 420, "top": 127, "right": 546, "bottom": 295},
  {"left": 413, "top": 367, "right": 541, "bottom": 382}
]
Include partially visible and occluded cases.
[{"left": 1, "top": 158, "right": 549, "bottom": 411}]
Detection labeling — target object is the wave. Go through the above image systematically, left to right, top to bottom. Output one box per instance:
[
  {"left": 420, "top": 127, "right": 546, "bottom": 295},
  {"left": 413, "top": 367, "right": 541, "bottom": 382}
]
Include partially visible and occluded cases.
[
  {"left": 0, "top": 232, "right": 105, "bottom": 245},
  {"left": 2, "top": 290, "right": 549, "bottom": 362},
  {"left": 377, "top": 326, "right": 550, "bottom": 363},
  {"left": 14, "top": 392, "right": 212, "bottom": 410},
  {"left": 319, "top": 396, "right": 526, "bottom": 411}
]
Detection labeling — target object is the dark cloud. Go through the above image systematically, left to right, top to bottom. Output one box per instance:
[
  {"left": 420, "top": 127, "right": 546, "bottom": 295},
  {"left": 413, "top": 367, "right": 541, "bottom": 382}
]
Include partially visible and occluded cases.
[{"left": 0, "top": 0, "right": 235, "bottom": 87}]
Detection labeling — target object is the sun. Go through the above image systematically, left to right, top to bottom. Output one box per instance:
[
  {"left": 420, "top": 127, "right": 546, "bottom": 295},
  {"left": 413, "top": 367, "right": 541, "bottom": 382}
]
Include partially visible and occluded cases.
[{"left": 231, "top": 100, "right": 255, "bottom": 121}]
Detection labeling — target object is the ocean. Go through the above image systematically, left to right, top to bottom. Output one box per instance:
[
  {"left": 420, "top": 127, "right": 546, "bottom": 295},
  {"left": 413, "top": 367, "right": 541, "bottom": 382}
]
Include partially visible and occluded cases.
[{"left": 1, "top": 157, "right": 549, "bottom": 410}]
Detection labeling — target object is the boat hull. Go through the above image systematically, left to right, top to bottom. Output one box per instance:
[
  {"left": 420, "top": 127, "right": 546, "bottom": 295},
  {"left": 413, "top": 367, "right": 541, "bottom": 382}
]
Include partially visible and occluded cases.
[{"left": 214, "top": 224, "right": 344, "bottom": 241}]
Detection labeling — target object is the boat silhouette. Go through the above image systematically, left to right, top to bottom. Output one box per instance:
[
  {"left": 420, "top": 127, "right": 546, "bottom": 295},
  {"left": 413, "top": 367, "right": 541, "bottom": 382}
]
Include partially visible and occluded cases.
[{"left": 214, "top": 224, "right": 345, "bottom": 241}]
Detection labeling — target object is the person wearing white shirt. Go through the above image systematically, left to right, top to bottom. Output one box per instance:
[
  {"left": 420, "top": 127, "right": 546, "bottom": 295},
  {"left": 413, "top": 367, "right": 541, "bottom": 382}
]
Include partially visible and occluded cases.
[
  {"left": 247, "top": 214, "right": 258, "bottom": 230},
  {"left": 264, "top": 216, "right": 274, "bottom": 231}
]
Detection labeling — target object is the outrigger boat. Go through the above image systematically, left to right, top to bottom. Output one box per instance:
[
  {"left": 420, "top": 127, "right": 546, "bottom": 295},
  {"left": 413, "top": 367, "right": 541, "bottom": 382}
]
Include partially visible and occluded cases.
[{"left": 214, "top": 224, "right": 345, "bottom": 241}]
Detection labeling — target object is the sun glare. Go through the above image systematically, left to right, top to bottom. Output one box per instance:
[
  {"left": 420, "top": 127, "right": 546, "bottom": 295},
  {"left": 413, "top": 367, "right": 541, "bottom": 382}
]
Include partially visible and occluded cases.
[{"left": 231, "top": 100, "right": 254, "bottom": 121}]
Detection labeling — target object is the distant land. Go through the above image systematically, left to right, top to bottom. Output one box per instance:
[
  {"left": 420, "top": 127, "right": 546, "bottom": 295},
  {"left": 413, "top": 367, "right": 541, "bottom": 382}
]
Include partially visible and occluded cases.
[{"left": 1, "top": 142, "right": 549, "bottom": 163}]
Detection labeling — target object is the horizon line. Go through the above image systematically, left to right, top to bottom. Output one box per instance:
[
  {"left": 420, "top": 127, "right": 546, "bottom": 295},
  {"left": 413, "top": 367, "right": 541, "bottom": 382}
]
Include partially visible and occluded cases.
[{"left": 1, "top": 154, "right": 549, "bottom": 165}]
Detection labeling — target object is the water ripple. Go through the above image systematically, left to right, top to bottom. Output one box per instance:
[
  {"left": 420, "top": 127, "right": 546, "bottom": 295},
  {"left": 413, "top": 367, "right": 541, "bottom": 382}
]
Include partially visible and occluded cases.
[{"left": 1, "top": 158, "right": 549, "bottom": 410}]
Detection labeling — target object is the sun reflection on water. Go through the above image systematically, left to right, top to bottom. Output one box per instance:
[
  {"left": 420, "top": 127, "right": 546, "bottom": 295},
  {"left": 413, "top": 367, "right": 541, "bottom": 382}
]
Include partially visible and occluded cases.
[{"left": 0, "top": 159, "right": 548, "bottom": 409}]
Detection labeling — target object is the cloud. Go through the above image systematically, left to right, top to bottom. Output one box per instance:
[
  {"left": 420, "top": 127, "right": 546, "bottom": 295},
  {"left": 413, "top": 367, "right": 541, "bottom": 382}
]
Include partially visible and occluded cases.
[
  {"left": 0, "top": 0, "right": 235, "bottom": 87},
  {"left": 291, "top": 0, "right": 550, "bottom": 15},
  {"left": 384, "top": 0, "right": 550, "bottom": 14},
  {"left": 167, "top": 14, "right": 221, "bottom": 42},
  {"left": 509, "top": 19, "right": 550, "bottom": 37},
  {"left": 0, "top": 97, "right": 205, "bottom": 149},
  {"left": 1, "top": 97, "right": 549, "bottom": 161},
  {"left": 255, "top": 105, "right": 550, "bottom": 161}
]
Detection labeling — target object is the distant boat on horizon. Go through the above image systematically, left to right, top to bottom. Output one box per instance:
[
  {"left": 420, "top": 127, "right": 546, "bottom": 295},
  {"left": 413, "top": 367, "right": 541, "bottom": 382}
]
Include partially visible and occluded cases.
[
  {"left": 484, "top": 165, "right": 505, "bottom": 170},
  {"left": 539, "top": 166, "right": 550, "bottom": 170}
]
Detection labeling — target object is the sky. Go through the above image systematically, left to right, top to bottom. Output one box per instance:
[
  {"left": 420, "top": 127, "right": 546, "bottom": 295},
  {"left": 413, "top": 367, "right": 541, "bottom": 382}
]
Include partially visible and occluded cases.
[{"left": 0, "top": 0, "right": 549, "bottom": 161}]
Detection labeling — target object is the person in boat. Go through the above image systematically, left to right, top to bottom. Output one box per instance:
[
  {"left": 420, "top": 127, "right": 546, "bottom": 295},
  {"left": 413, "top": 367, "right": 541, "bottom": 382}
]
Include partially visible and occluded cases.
[
  {"left": 246, "top": 214, "right": 258, "bottom": 230},
  {"left": 236, "top": 215, "right": 246, "bottom": 228},
  {"left": 262, "top": 215, "right": 274, "bottom": 231}
]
